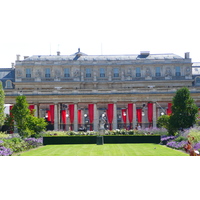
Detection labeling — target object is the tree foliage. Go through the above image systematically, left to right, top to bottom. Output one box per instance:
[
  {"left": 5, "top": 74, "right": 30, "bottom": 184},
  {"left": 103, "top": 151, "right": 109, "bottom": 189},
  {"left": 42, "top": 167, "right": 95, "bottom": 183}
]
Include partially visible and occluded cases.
[
  {"left": 0, "top": 82, "right": 5, "bottom": 127},
  {"left": 169, "top": 87, "right": 198, "bottom": 134},
  {"left": 11, "top": 95, "right": 47, "bottom": 138},
  {"left": 157, "top": 115, "right": 170, "bottom": 129}
]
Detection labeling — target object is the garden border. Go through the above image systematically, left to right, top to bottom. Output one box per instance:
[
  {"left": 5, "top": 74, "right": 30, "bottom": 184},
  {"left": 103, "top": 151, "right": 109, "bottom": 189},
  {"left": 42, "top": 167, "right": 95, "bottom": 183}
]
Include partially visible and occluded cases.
[{"left": 43, "top": 135, "right": 161, "bottom": 145}]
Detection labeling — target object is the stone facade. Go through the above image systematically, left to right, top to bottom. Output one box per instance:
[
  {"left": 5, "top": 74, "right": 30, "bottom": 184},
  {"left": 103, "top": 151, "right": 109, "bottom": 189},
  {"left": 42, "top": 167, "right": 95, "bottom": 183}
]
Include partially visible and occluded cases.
[{"left": 2, "top": 50, "right": 200, "bottom": 131}]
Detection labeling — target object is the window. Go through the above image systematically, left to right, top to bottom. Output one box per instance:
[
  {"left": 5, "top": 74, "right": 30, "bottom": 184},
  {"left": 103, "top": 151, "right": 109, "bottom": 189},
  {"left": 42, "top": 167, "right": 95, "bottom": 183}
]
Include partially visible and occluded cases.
[
  {"left": 175, "top": 66, "right": 181, "bottom": 76},
  {"left": 136, "top": 67, "right": 141, "bottom": 77},
  {"left": 155, "top": 67, "right": 161, "bottom": 77},
  {"left": 26, "top": 68, "right": 31, "bottom": 78},
  {"left": 45, "top": 68, "right": 51, "bottom": 77},
  {"left": 64, "top": 68, "right": 70, "bottom": 77},
  {"left": 86, "top": 68, "right": 91, "bottom": 77},
  {"left": 100, "top": 68, "right": 105, "bottom": 77},
  {"left": 113, "top": 68, "right": 119, "bottom": 77},
  {"left": 6, "top": 80, "right": 12, "bottom": 88}
]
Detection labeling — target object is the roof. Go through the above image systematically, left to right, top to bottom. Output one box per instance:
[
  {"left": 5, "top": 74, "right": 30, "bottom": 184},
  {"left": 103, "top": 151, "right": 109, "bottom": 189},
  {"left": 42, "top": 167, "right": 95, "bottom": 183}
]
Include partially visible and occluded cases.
[
  {"left": 24, "top": 53, "right": 184, "bottom": 62},
  {"left": 0, "top": 68, "right": 15, "bottom": 80}
]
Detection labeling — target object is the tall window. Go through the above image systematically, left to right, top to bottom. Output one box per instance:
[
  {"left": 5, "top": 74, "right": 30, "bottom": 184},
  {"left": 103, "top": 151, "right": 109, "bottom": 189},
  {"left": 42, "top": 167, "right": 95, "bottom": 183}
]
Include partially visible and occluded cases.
[
  {"left": 175, "top": 66, "right": 181, "bottom": 76},
  {"left": 136, "top": 67, "right": 141, "bottom": 77},
  {"left": 155, "top": 67, "right": 161, "bottom": 77},
  {"left": 26, "top": 68, "right": 31, "bottom": 78},
  {"left": 45, "top": 68, "right": 51, "bottom": 77},
  {"left": 64, "top": 68, "right": 70, "bottom": 77},
  {"left": 86, "top": 68, "right": 91, "bottom": 77},
  {"left": 100, "top": 68, "right": 105, "bottom": 77},
  {"left": 113, "top": 68, "right": 119, "bottom": 77}
]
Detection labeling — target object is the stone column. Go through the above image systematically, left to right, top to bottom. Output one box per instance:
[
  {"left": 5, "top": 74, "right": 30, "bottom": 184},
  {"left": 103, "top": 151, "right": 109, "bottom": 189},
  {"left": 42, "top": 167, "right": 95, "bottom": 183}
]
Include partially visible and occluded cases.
[
  {"left": 113, "top": 102, "right": 117, "bottom": 130},
  {"left": 153, "top": 102, "right": 157, "bottom": 128},
  {"left": 54, "top": 103, "right": 58, "bottom": 130},
  {"left": 74, "top": 103, "right": 78, "bottom": 132},
  {"left": 133, "top": 103, "right": 137, "bottom": 129},
  {"left": 34, "top": 104, "right": 38, "bottom": 117},
  {"left": 93, "top": 104, "right": 98, "bottom": 132}
]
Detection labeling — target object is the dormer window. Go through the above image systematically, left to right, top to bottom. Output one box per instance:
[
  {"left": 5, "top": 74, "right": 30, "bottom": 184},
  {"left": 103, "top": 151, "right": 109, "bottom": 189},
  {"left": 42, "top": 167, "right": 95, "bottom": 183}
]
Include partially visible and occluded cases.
[{"left": 5, "top": 80, "right": 12, "bottom": 88}]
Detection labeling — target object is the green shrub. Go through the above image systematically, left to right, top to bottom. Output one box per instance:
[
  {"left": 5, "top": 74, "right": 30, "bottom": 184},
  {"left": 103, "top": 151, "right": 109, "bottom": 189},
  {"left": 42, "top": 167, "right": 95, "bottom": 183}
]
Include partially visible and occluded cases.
[
  {"left": 0, "top": 132, "right": 10, "bottom": 139},
  {"left": 174, "top": 136, "right": 187, "bottom": 142}
]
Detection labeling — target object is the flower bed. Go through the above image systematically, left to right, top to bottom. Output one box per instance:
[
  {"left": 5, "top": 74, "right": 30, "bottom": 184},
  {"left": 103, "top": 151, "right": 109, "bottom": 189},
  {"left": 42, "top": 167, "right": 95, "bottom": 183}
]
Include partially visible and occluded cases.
[{"left": 0, "top": 137, "right": 43, "bottom": 156}]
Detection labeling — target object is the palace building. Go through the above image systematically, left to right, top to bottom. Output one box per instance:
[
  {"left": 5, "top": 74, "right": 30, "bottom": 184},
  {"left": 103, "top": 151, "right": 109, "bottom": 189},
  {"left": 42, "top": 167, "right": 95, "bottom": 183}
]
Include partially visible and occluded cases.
[{"left": 1, "top": 49, "right": 200, "bottom": 131}]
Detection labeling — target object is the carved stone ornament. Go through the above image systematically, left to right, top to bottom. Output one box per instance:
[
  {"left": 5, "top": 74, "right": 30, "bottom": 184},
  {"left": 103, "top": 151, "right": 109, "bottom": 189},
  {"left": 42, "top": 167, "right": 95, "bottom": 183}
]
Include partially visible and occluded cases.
[
  {"left": 165, "top": 67, "right": 172, "bottom": 77},
  {"left": 185, "top": 67, "right": 191, "bottom": 76},
  {"left": 145, "top": 68, "right": 151, "bottom": 77},
  {"left": 16, "top": 69, "right": 22, "bottom": 77},
  {"left": 35, "top": 69, "right": 42, "bottom": 77},
  {"left": 54, "top": 69, "right": 61, "bottom": 78},
  {"left": 73, "top": 69, "right": 79, "bottom": 77}
]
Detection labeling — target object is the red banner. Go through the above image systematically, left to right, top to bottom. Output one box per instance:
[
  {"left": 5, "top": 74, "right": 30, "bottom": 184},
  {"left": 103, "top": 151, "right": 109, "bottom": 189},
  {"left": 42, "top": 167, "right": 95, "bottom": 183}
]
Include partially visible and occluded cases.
[
  {"left": 147, "top": 103, "right": 153, "bottom": 123},
  {"left": 167, "top": 103, "right": 172, "bottom": 115},
  {"left": 68, "top": 104, "right": 74, "bottom": 124},
  {"left": 88, "top": 104, "right": 94, "bottom": 131},
  {"left": 107, "top": 104, "right": 114, "bottom": 130},
  {"left": 128, "top": 104, "right": 133, "bottom": 123},
  {"left": 29, "top": 105, "right": 34, "bottom": 115},
  {"left": 49, "top": 105, "right": 54, "bottom": 123},
  {"left": 121, "top": 109, "right": 127, "bottom": 123},
  {"left": 137, "top": 109, "right": 142, "bottom": 123},
  {"left": 47, "top": 110, "right": 51, "bottom": 122},
  {"left": 61, "top": 110, "right": 66, "bottom": 124},
  {"left": 78, "top": 110, "right": 82, "bottom": 124}
]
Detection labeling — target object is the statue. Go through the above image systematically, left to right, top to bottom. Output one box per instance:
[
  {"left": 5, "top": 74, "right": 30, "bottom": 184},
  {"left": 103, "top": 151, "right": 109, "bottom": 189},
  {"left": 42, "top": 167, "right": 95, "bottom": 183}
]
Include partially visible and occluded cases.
[
  {"left": 165, "top": 68, "right": 172, "bottom": 77},
  {"left": 99, "top": 112, "right": 107, "bottom": 131}
]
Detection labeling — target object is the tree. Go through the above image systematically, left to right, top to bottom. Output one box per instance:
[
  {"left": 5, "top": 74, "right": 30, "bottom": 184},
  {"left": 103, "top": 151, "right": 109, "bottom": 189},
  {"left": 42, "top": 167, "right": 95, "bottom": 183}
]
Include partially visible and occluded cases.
[
  {"left": 0, "top": 82, "right": 5, "bottom": 127},
  {"left": 169, "top": 87, "right": 198, "bottom": 135},
  {"left": 11, "top": 95, "right": 47, "bottom": 138},
  {"left": 157, "top": 115, "right": 170, "bottom": 129}
]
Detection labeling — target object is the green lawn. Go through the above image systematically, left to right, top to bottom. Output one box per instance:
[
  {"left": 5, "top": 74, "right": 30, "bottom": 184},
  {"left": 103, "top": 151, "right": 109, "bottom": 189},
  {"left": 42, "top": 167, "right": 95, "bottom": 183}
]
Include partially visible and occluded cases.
[{"left": 18, "top": 143, "right": 188, "bottom": 156}]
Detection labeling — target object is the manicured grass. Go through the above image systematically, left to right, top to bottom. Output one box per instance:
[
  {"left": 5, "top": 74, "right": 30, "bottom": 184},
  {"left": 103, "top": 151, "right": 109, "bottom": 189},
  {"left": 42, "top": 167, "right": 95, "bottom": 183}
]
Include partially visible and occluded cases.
[{"left": 19, "top": 143, "right": 188, "bottom": 156}]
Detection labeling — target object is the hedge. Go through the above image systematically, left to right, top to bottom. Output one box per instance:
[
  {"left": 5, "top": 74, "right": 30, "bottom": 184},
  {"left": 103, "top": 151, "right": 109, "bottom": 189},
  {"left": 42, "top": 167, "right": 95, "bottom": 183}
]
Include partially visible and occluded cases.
[{"left": 43, "top": 135, "right": 161, "bottom": 145}]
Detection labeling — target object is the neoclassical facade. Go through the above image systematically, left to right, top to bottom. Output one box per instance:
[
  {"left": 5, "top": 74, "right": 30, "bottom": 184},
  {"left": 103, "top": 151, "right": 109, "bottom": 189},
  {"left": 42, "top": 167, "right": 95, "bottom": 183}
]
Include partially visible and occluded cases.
[{"left": 2, "top": 49, "right": 200, "bottom": 131}]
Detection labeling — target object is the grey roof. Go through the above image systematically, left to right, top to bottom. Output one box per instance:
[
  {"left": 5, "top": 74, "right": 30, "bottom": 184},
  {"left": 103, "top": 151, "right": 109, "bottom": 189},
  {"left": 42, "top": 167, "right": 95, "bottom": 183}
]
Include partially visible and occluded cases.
[{"left": 24, "top": 53, "right": 184, "bottom": 62}]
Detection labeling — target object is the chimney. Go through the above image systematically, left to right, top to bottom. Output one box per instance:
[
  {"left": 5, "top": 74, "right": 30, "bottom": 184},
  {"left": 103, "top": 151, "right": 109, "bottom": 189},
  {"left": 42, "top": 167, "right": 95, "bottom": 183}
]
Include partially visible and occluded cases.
[
  {"left": 57, "top": 51, "right": 60, "bottom": 56},
  {"left": 140, "top": 51, "right": 150, "bottom": 56},
  {"left": 185, "top": 52, "right": 190, "bottom": 59},
  {"left": 16, "top": 54, "right": 20, "bottom": 61},
  {"left": 24, "top": 56, "right": 29, "bottom": 59},
  {"left": 11, "top": 63, "right": 15, "bottom": 68}
]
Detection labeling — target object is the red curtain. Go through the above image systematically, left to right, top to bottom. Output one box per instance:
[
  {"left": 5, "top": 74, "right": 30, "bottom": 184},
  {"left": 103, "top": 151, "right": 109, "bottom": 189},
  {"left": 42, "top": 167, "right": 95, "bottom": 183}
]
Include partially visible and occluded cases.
[
  {"left": 147, "top": 103, "right": 153, "bottom": 123},
  {"left": 167, "top": 103, "right": 172, "bottom": 115},
  {"left": 68, "top": 104, "right": 74, "bottom": 124},
  {"left": 68, "top": 104, "right": 74, "bottom": 130},
  {"left": 88, "top": 104, "right": 94, "bottom": 131},
  {"left": 107, "top": 104, "right": 114, "bottom": 130},
  {"left": 128, "top": 104, "right": 133, "bottom": 123},
  {"left": 29, "top": 105, "right": 34, "bottom": 115},
  {"left": 49, "top": 105, "right": 54, "bottom": 124},
  {"left": 121, "top": 109, "right": 127, "bottom": 123},
  {"left": 137, "top": 109, "right": 142, "bottom": 123},
  {"left": 47, "top": 110, "right": 51, "bottom": 122},
  {"left": 61, "top": 110, "right": 66, "bottom": 124},
  {"left": 78, "top": 110, "right": 82, "bottom": 124}
]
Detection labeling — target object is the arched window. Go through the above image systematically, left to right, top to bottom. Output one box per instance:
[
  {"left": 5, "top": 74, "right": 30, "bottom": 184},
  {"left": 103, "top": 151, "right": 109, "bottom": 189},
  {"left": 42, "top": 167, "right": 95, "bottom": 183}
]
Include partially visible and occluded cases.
[
  {"left": 195, "top": 77, "right": 200, "bottom": 85},
  {"left": 6, "top": 80, "right": 12, "bottom": 88}
]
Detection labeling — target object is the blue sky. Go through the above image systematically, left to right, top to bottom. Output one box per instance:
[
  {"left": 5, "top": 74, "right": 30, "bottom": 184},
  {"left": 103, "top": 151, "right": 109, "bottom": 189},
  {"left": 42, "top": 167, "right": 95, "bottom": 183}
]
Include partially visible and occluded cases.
[{"left": 1, "top": 0, "right": 200, "bottom": 68}]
